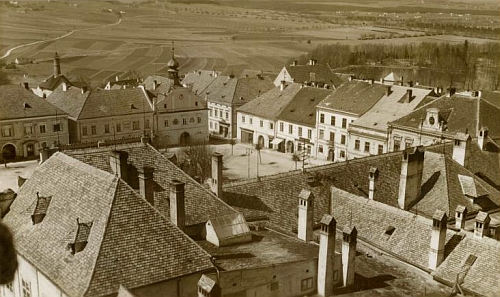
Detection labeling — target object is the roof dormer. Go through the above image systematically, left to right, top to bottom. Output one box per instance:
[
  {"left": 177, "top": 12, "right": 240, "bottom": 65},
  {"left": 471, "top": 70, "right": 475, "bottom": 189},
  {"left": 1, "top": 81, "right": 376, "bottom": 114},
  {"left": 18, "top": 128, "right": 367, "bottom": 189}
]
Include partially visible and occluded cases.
[
  {"left": 422, "top": 108, "right": 443, "bottom": 131},
  {"left": 31, "top": 192, "right": 52, "bottom": 225},
  {"left": 67, "top": 218, "right": 93, "bottom": 254}
]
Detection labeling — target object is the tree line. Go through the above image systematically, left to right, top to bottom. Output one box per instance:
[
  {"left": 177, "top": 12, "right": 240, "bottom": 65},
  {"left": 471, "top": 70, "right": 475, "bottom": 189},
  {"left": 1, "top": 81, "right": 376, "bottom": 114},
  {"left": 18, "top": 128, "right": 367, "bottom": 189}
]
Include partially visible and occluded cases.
[{"left": 293, "top": 41, "right": 500, "bottom": 90}]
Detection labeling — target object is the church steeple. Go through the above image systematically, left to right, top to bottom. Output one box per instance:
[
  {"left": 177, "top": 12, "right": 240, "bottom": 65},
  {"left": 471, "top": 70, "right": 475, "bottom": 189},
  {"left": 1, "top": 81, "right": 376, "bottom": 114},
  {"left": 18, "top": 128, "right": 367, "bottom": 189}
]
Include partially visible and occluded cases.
[
  {"left": 167, "top": 41, "right": 180, "bottom": 85},
  {"left": 53, "top": 52, "right": 61, "bottom": 77}
]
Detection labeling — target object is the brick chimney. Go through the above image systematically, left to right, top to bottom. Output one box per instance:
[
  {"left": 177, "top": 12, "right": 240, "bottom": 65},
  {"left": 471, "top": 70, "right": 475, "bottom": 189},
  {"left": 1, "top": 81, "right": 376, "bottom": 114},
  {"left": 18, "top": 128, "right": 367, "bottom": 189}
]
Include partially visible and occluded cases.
[
  {"left": 292, "top": 60, "right": 298, "bottom": 66},
  {"left": 280, "top": 80, "right": 286, "bottom": 91},
  {"left": 23, "top": 82, "right": 29, "bottom": 90},
  {"left": 62, "top": 82, "right": 68, "bottom": 92},
  {"left": 386, "top": 86, "right": 391, "bottom": 96},
  {"left": 406, "top": 89, "right": 413, "bottom": 102},
  {"left": 478, "top": 126, "right": 489, "bottom": 151},
  {"left": 452, "top": 132, "right": 471, "bottom": 167},
  {"left": 398, "top": 146, "right": 424, "bottom": 210},
  {"left": 109, "top": 150, "right": 129, "bottom": 183},
  {"left": 210, "top": 152, "right": 223, "bottom": 198},
  {"left": 138, "top": 166, "right": 154, "bottom": 205},
  {"left": 368, "top": 167, "right": 378, "bottom": 200},
  {"left": 169, "top": 179, "right": 186, "bottom": 231},
  {"left": 297, "top": 189, "right": 314, "bottom": 242},
  {"left": 455, "top": 205, "right": 467, "bottom": 230},
  {"left": 429, "top": 210, "right": 447, "bottom": 270},
  {"left": 474, "top": 211, "right": 490, "bottom": 238},
  {"left": 317, "top": 214, "right": 336, "bottom": 297},
  {"left": 342, "top": 225, "right": 357, "bottom": 287},
  {"left": 197, "top": 274, "right": 221, "bottom": 297}
]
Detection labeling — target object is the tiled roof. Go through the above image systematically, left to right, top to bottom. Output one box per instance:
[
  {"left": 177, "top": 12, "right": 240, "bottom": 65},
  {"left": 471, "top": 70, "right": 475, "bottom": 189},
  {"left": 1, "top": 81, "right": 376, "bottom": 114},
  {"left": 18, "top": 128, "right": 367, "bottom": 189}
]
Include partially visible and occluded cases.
[
  {"left": 285, "top": 64, "right": 343, "bottom": 88},
  {"left": 181, "top": 70, "right": 218, "bottom": 96},
  {"left": 384, "top": 72, "right": 400, "bottom": 82},
  {"left": 38, "top": 74, "right": 70, "bottom": 91},
  {"left": 143, "top": 75, "right": 173, "bottom": 96},
  {"left": 204, "top": 76, "right": 238, "bottom": 105},
  {"left": 233, "top": 76, "right": 274, "bottom": 106},
  {"left": 317, "top": 80, "right": 387, "bottom": 115},
  {"left": 236, "top": 83, "right": 302, "bottom": 120},
  {"left": 46, "top": 84, "right": 90, "bottom": 119},
  {"left": 352, "top": 84, "right": 435, "bottom": 132},
  {"left": 0, "top": 85, "right": 67, "bottom": 120},
  {"left": 278, "top": 87, "right": 331, "bottom": 126},
  {"left": 77, "top": 88, "right": 154, "bottom": 120},
  {"left": 479, "top": 90, "right": 500, "bottom": 108},
  {"left": 390, "top": 94, "right": 500, "bottom": 138},
  {"left": 65, "top": 143, "right": 239, "bottom": 226},
  {"left": 2, "top": 152, "right": 213, "bottom": 297},
  {"left": 435, "top": 233, "right": 500, "bottom": 297}
]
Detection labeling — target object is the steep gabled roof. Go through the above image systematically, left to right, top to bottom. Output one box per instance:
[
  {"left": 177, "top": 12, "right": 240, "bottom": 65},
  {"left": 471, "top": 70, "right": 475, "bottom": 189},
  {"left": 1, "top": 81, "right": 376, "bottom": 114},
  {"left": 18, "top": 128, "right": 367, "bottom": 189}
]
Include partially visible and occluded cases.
[
  {"left": 285, "top": 64, "right": 343, "bottom": 88},
  {"left": 181, "top": 70, "right": 218, "bottom": 96},
  {"left": 38, "top": 74, "right": 70, "bottom": 91},
  {"left": 143, "top": 75, "right": 173, "bottom": 96},
  {"left": 317, "top": 80, "right": 387, "bottom": 115},
  {"left": 46, "top": 84, "right": 90, "bottom": 119},
  {"left": 0, "top": 85, "right": 67, "bottom": 120},
  {"left": 277, "top": 87, "right": 331, "bottom": 126},
  {"left": 390, "top": 94, "right": 500, "bottom": 138},
  {"left": 65, "top": 143, "right": 239, "bottom": 226},
  {"left": 3, "top": 152, "right": 213, "bottom": 297}
]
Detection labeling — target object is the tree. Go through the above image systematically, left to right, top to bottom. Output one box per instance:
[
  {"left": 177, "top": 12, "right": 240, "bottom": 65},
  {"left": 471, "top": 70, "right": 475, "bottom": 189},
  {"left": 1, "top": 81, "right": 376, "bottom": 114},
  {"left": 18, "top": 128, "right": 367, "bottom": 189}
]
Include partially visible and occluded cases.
[
  {"left": 179, "top": 142, "right": 214, "bottom": 183},
  {"left": 292, "top": 153, "right": 300, "bottom": 170}
]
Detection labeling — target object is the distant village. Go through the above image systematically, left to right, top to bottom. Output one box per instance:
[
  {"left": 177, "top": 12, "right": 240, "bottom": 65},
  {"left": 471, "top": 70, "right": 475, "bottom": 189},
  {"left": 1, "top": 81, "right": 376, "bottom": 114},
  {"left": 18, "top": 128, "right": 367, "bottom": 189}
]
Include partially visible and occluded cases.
[{"left": 0, "top": 47, "right": 499, "bottom": 297}]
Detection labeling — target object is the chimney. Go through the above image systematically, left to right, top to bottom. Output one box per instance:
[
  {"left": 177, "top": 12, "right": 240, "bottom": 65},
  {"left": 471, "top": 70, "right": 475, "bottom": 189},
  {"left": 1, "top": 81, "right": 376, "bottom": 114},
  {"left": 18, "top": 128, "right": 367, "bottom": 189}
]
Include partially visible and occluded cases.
[
  {"left": 53, "top": 52, "right": 61, "bottom": 77},
  {"left": 308, "top": 59, "right": 313, "bottom": 65},
  {"left": 292, "top": 60, "right": 298, "bottom": 66},
  {"left": 310, "top": 72, "right": 316, "bottom": 83},
  {"left": 115, "top": 76, "right": 119, "bottom": 81},
  {"left": 368, "top": 78, "right": 374, "bottom": 85},
  {"left": 153, "top": 80, "right": 157, "bottom": 90},
  {"left": 280, "top": 80, "right": 286, "bottom": 91},
  {"left": 407, "top": 81, "right": 413, "bottom": 87},
  {"left": 415, "top": 81, "right": 419, "bottom": 86},
  {"left": 23, "top": 82, "right": 29, "bottom": 90},
  {"left": 62, "top": 82, "right": 68, "bottom": 92},
  {"left": 81, "top": 86, "right": 88, "bottom": 94},
  {"left": 386, "top": 86, "right": 391, "bottom": 96},
  {"left": 447, "top": 87, "right": 456, "bottom": 97},
  {"left": 406, "top": 89, "right": 413, "bottom": 102},
  {"left": 478, "top": 126, "right": 489, "bottom": 151},
  {"left": 452, "top": 133, "right": 471, "bottom": 167},
  {"left": 398, "top": 146, "right": 424, "bottom": 210},
  {"left": 109, "top": 150, "right": 129, "bottom": 183},
  {"left": 210, "top": 152, "right": 223, "bottom": 198},
  {"left": 138, "top": 166, "right": 154, "bottom": 205},
  {"left": 368, "top": 167, "right": 378, "bottom": 200},
  {"left": 169, "top": 179, "right": 186, "bottom": 231},
  {"left": 297, "top": 189, "right": 314, "bottom": 242},
  {"left": 455, "top": 205, "right": 467, "bottom": 230},
  {"left": 429, "top": 210, "right": 447, "bottom": 270},
  {"left": 474, "top": 211, "right": 490, "bottom": 238},
  {"left": 317, "top": 214, "right": 336, "bottom": 297},
  {"left": 342, "top": 225, "right": 357, "bottom": 287},
  {"left": 197, "top": 274, "right": 221, "bottom": 297}
]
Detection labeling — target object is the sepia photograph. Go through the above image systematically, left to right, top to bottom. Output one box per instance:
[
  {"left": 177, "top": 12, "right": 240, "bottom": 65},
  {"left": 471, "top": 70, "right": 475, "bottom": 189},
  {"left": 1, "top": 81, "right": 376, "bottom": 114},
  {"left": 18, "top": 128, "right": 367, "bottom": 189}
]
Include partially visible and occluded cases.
[{"left": 0, "top": 0, "right": 499, "bottom": 296}]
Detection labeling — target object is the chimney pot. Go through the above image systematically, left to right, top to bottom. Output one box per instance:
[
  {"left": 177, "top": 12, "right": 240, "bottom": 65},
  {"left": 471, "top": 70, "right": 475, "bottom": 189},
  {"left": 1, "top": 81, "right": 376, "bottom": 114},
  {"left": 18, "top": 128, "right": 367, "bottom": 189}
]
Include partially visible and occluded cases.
[
  {"left": 23, "top": 82, "right": 29, "bottom": 90},
  {"left": 62, "top": 82, "right": 68, "bottom": 92},
  {"left": 386, "top": 86, "right": 391, "bottom": 96},
  {"left": 406, "top": 89, "right": 413, "bottom": 102},
  {"left": 452, "top": 133, "right": 471, "bottom": 167},
  {"left": 398, "top": 146, "right": 424, "bottom": 210},
  {"left": 109, "top": 150, "right": 129, "bottom": 183},
  {"left": 138, "top": 166, "right": 154, "bottom": 205},
  {"left": 169, "top": 179, "right": 186, "bottom": 231},
  {"left": 297, "top": 189, "right": 314, "bottom": 242},
  {"left": 455, "top": 205, "right": 467, "bottom": 230},
  {"left": 429, "top": 210, "right": 447, "bottom": 270},
  {"left": 474, "top": 211, "right": 490, "bottom": 238},
  {"left": 317, "top": 214, "right": 337, "bottom": 297},
  {"left": 342, "top": 225, "right": 357, "bottom": 287}
]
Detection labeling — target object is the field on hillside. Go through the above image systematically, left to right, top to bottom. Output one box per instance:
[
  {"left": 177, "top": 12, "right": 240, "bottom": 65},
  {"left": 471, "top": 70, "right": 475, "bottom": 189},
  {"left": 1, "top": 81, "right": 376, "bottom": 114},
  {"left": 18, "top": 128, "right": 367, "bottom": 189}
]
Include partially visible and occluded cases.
[{"left": 1, "top": 0, "right": 498, "bottom": 85}]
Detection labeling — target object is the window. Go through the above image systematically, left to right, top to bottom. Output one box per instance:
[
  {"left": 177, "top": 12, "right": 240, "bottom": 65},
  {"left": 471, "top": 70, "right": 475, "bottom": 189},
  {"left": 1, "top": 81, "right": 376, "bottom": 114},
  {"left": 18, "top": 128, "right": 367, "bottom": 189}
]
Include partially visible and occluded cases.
[
  {"left": 215, "top": 109, "right": 218, "bottom": 117},
  {"left": 210, "top": 110, "right": 213, "bottom": 117},
  {"left": 225, "top": 112, "right": 229, "bottom": 119},
  {"left": 320, "top": 113, "right": 325, "bottom": 123},
  {"left": 242, "top": 115, "right": 245, "bottom": 123},
  {"left": 197, "top": 116, "right": 202, "bottom": 124},
  {"left": 330, "top": 116, "right": 336, "bottom": 126},
  {"left": 190, "top": 117, "right": 195, "bottom": 123},
  {"left": 249, "top": 117, "right": 253, "bottom": 125},
  {"left": 182, "top": 118, "right": 187, "bottom": 125},
  {"left": 342, "top": 118, "right": 347, "bottom": 128},
  {"left": 145, "top": 119, "right": 150, "bottom": 129},
  {"left": 173, "top": 119, "right": 179, "bottom": 125},
  {"left": 164, "top": 120, "right": 169, "bottom": 127},
  {"left": 260, "top": 120, "right": 263, "bottom": 128},
  {"left": 132, "top": 121, "right": 140, "bottom": 130},
  {"left": 53, "top": 122, "right": 61, "bottom": 132},
  {"left": 210, "top": 122, "right": 213, "bottom": 129},
  {"left": 269, "top": 122, "right": 274, "bottom": 129},
  {"left": 279, "top": 122, "right": 284, "bottom": 132},
  {"left": 116, "top": 123, "right": 121, "bottom": 132},
  {"left": 24, "top": 124, "right": 33, "bottom": 135},
  {"left": 39, "top": 124, "right": 46, "bottom": 134},
  {"left": 104, "top": 124, "right": 110, "bottom": 133},
  {"left": 288, "top": 124, "right": 293, "bottom": 134},
  {"left": 2, "top": 125, "right": 13, "bottom": 137},
  {"left": 91, "top": 125, "right": 97, "bottom": 135},
  {"left": 82, "top": 126, "right": 88, "bottom": 136},
  {"left": 298, "top": 127, "right": 302, "bottom": 137},
  {"left": 308, "top": 129, "right": 312, "bottom": 139},
  {"left": 319, "top": 129, "right": 324, "bottom": 139},
  {"left": 329, "top": 132, "right": 335, "bottom": 142},
  {"left": 341, "top": 135, "right": 346, "bottom": 145},
  {"left": 354, "top": 139, "right": 360, "bottom": 150},
  {"left": 394, "top": 139, "right": 401, "bottom": 151},
  {"left": 405, "top": 140, "right": 412, "bottom": 149},
  {"left": 364, "top": 142, "right": 370, "bottom": 152},
  {"left": 378, "top": 144, "right": 384, "bottom": 155},
  {"left": 319, "top": 145, "right": 323, "bottom": 153},
  {"left": 307, "top": 146, "right": 311, "bottom": 154},
  {"left": 340, "top": 150, "right": 346, "bottom": 158},
  {"left": 301, "top": 277, "right": 313, "bottom": 291},
  {"left": 22, "top": 279, "right": 31, "bottom": 297},
  {"left": 6, "top": 282, "right": 13, "bottom": 292},
  {"left": 271, "top": 282, "right": 279, "bottom": 291}
]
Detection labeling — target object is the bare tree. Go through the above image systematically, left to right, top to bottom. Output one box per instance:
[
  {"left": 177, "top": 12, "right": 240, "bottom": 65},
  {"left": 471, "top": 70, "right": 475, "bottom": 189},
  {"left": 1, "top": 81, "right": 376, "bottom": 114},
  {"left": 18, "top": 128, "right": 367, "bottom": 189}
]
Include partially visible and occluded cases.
[{"left": 179, "top": 142, "right": 214, "bottom": 183}]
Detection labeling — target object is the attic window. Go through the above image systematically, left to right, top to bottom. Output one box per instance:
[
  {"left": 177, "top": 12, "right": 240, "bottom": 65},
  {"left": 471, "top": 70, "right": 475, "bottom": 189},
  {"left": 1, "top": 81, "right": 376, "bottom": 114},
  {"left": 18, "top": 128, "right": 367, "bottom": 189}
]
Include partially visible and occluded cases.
[
  {"left": 240, "top": 96, "right": 244, "bottom": 101},
  {"left": 23, "top": 102, "right": 31, "bottom": 109},
  {"left": 130, "top": 104, "right": 137, "bottom": 109},
  {"left": 290, "top": 109, "right": 295, "bottom": 113},
  {"left": 309, "top": 113, "right": 313, "bottom": 117},
  {"left": 458, "top": 174, "right": 478, "bottom": 199},
  {"left": 31, "top": 192, "right": 52, "bottom": 224},
  {"left": 67, "top": 218, "right": 93, "bottom": 254},
  {"left": 385, "top": 226, "right": 395, "bottom": 236},
  {"left": 464, "top": 254, "right": 477, "bottom": 267}
]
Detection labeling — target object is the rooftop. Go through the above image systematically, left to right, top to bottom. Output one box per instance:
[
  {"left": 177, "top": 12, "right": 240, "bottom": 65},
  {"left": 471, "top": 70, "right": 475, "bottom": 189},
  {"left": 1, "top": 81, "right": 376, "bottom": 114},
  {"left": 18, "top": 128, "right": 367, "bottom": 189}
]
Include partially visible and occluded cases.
[
  {"left": 284, "top": 64, "right": 343, "bottom": 88},
  {"left": 38, "top": 74, "right": 70, "bottom": 91},
  {"left": 0, "top": 84, "right": 67, "bottom": 121},
  {"left": 277, "top": 86, "right": 331, "bottom": 126}
]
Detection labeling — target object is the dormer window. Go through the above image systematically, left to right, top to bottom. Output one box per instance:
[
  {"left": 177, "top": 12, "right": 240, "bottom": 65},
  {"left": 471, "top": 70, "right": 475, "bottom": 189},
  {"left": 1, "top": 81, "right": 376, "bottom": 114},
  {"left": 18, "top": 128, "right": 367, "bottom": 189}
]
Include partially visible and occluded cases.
[
  {"left": 31, "top": 192, "right": 52, "bottom": 224},
  {"left": 67, "top": 218, "right": 93, "bottom": 254}
]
